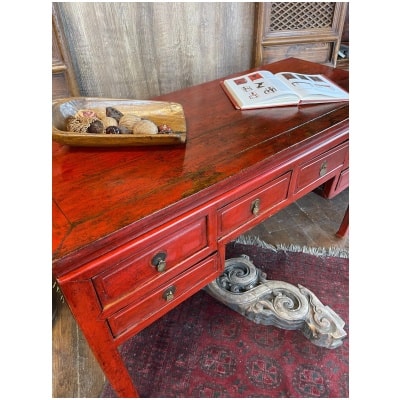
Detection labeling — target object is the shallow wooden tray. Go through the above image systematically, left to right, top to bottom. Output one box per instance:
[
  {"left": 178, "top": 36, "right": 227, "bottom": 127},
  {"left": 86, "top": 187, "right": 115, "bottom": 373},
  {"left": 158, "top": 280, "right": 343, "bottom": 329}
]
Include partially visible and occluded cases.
[{"left": 52, "top": 97, "right": 187, "bottom": 146}]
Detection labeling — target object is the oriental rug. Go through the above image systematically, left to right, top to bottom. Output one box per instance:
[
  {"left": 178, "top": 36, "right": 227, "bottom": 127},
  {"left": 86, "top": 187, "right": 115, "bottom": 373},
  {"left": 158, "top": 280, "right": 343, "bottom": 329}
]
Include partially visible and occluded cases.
[{"left": 101, "top": 237, "right": 349, "bottom": 398}]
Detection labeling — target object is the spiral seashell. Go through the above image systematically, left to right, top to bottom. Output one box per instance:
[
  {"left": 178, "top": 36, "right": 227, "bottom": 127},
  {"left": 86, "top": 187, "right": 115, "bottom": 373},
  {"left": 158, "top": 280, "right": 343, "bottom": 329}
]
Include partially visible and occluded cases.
[
  {"left": 119, "top": 113, "right": 142, "bottom": 130},
  {"left": 101, "top": 116, "right": 118, "bottom": 129},
  {"left": 132, "top": 119, "right": 158, "bottom": 135}
]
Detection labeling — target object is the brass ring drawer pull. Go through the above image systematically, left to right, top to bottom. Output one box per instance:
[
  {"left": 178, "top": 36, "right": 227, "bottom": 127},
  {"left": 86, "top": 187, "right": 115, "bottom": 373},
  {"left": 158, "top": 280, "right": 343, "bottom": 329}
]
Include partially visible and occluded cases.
[
  {"left": 319, "top": 160, "right": 328, "bottom": 177},
  {"left": 251, "top": 198, "right": 261, "bottom": 216},
  {"left": 151, "top": 252, "right": 167, "bottom": 272},
  {"left": 162, "top": 286, "right": 176, "bottom": 302}
]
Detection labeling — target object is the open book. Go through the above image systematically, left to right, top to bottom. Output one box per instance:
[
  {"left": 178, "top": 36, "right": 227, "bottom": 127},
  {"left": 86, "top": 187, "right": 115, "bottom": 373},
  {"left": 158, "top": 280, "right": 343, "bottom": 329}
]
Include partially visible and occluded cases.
[{"left": 221, "top": 70, "right": 349, "bottom": 110}]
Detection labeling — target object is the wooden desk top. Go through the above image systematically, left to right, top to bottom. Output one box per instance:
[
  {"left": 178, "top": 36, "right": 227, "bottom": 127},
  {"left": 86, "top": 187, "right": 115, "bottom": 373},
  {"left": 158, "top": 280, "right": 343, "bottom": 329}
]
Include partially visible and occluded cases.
[{"left": 53, "top": 58, "right": 349, "bottom": 272}]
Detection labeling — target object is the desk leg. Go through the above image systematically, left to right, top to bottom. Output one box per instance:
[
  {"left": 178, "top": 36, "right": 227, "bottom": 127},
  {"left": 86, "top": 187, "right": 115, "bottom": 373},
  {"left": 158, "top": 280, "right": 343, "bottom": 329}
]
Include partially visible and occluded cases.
[
  {"left": 336, "top": 206, "right": 349, "bottom": 237},
  {"left": 58, "top": 278, "right": 140, "bottom": 398}
]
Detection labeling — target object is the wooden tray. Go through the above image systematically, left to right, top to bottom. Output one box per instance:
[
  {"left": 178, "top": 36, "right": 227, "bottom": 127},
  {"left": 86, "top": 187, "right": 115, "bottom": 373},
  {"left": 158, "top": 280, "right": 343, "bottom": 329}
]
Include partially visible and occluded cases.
[{"left": 52, "top": 97, "right": 187, "bottom": 146}]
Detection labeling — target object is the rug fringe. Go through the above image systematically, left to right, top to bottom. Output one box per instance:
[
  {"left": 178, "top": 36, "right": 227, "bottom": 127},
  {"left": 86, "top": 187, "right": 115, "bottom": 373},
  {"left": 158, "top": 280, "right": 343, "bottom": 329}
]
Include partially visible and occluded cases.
[{"left": 234, "top": 235, "right": 349, "bottom": 259}]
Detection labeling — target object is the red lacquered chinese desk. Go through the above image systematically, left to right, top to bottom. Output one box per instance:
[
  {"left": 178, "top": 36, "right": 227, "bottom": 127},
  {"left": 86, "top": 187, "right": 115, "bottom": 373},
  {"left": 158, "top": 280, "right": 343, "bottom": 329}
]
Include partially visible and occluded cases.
[{"left": 52, "top": 58, "right": 349, "bottom": 397}]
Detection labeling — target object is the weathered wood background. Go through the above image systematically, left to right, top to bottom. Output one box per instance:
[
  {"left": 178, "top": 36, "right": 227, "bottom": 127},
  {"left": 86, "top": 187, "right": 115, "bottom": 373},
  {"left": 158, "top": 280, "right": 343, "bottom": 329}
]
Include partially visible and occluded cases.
[{"left": 54, "top": 2, "right": 255, "bottom": 99}]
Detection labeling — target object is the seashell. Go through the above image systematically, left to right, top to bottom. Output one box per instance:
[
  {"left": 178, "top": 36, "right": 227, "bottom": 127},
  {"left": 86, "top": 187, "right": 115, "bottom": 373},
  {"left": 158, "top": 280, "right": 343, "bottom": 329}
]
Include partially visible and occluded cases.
[
  {"left": 106, "top": 106, "right": 124, "bottom": 123},
  {"left": 75, "top": 109, "right": 98, "bottom": 120},
  {"left": 119, "top": 113, "right": 142, "bottom": 130},
  {"left": 66, "top": 116, "right": 90, "bottom": 133},
  {"left": 101, "top": 116, "right": 118, "bottom": 129},
  {"left": 87, "top": 119, "right": 104, "bottom": 134},
  {"left": 132, "top": 119, "right": 158, "bottom": 135},
  {"left": 158, "top": 124, "right": 173, "bottom": 134},
  {"left": 118, "top": 125, "right": 133, "bottom": 134},
  {"left": 105, "top": 126, "right": 121, "bottom": 134}
]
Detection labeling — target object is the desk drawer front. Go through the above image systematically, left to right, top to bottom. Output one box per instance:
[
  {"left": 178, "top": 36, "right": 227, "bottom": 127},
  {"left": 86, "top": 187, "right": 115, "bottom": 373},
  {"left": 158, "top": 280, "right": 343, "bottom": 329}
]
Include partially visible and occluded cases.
[
  {"left": 295, "top": 143, "right": 348, "bottom": 193},
  {"left": 218, "top": 172, "right": 291, "bottom": 236},
  {"left": 93, "top": 215, "right": 211, "bottom": 309},
  {"left": 107, "top": 254, "right": 219, "bottom": 338}
]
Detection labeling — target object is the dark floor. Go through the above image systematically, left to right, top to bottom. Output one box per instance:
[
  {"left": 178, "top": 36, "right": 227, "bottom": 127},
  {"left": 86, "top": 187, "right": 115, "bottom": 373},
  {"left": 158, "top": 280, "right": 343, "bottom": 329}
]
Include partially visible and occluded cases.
[{"left": 52, "top": 188, "right": 349, "bottom": 398}]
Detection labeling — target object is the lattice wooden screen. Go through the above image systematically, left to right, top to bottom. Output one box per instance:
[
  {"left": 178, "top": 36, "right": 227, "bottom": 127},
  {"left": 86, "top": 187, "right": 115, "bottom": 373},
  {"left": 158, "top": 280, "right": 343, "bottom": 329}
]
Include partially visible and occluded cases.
[{"left": 269, "top": 2, "right": 335, "bottom": 31}]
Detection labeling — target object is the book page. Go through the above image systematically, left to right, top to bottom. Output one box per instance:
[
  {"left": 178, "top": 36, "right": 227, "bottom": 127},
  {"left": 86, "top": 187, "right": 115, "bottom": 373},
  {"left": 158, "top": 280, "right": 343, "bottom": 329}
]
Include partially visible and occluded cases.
[
  {"left": 223, "top": 70, "right": 299, "bottom": 108},
  {"left": 276, "top": 72, "right": 349, "bottom": 101}
]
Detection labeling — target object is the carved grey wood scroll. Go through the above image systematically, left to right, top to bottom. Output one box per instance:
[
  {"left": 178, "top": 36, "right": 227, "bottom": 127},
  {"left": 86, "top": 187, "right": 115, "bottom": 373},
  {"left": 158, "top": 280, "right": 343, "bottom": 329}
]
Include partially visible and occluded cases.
[{"left": 205, "top": 255, "right": 347, "bottom": 349}]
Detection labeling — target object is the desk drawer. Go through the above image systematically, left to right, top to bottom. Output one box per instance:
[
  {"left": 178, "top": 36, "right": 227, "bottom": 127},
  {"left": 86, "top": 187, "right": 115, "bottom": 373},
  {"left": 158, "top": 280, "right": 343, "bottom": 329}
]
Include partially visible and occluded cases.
[
  {"left": 295, "top": 142, "right": 348, "bottom": 193},
  {"left": 218, "top": 172, "right": 290, "bottom": 236},
  {"left": 93, "top": 212, "right": 212, "bottom": 310},
  {"left": 107, "top": 254, "right": 219, "bottom": 338}
]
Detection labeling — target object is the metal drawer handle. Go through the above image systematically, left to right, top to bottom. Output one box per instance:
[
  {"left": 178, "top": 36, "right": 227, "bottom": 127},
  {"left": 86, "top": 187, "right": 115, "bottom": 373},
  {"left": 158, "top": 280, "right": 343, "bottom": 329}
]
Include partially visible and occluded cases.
[
  {"left": 319, "top": 161, "right": 328, "bottom": 177},
  {"left": 251, "top": 198, "right": 261, "bottom": 216},
  {"left": 151, "top": 252, "right": 167, "bottom": 272},
  {"left": 162, "top": 286, "right": 176, "bottom": 302}
]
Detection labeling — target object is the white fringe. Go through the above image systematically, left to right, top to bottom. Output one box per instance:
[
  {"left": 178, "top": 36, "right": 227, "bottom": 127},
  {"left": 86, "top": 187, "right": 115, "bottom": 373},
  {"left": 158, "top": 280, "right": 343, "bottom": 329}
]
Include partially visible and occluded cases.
[{"left": 234, "top": 235, "right": 349, "bottom": 259}]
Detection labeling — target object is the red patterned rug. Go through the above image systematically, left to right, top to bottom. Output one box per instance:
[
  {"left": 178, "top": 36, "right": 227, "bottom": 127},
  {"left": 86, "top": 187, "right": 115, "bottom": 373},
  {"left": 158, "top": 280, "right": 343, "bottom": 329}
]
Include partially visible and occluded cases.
[{"left": 101, "top": 239, "right": 349, "bottom": 398}]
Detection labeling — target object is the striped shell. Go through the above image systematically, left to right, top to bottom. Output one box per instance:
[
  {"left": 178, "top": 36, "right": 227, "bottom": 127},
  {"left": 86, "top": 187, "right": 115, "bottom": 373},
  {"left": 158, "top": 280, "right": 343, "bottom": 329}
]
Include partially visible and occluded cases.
[
  {"left": 119, "top": 114, "right": 142, "bottom": 130},
  {"left": 101, "top": 116, "right": 118, "bottom": 129},
  {"left": 132, "top": 119, "right": 158, "bottom": 135}
]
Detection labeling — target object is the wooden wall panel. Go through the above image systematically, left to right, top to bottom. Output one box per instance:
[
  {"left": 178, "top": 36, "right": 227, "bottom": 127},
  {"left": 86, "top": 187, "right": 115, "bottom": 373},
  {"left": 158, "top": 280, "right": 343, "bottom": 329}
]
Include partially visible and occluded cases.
[{"left": 53, "top": 2, "right": 255, "bottom": 99}]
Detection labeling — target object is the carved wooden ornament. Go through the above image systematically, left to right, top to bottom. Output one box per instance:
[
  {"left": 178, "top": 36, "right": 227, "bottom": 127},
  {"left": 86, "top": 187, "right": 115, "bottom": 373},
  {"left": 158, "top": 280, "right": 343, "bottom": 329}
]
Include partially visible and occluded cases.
[{"left": 205, "top": 255, "right": 347, "bottom": 349}]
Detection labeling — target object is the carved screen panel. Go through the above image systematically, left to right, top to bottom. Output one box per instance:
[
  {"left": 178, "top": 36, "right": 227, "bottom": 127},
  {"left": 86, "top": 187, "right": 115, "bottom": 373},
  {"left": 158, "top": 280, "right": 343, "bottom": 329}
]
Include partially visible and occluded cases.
[{"left": 268, "top": 2, "right": 335, "bottom": 32}]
